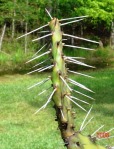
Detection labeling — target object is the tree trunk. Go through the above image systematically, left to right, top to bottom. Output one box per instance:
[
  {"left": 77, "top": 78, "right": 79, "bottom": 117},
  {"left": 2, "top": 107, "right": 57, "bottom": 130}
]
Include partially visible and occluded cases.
[
  {"left": 12, "top": 0, "right": 16, "bottom": 39},
  {"left": 25, "top": 0, "right": 28, "bottom": 54},
  {"left": 25, "top": 22, "right": 28, "bottom": 54},
  {"left": 110, "top": 22, "right": 114, "bottom": 49},
  {"left": 0, "top": 24, "right": 6, "bottom": 51},
  {"left": 80, "top": 24, "right": 83, "bottom": 37},
  {"left": 71, "top": 25, "right": 75, "bottom": 45}
]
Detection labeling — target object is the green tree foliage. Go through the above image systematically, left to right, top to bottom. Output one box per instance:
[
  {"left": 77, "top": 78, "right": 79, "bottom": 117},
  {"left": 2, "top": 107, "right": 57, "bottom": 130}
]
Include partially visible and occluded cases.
[
  {"left": 0, "top": 0, "right": 114, "bottom": 29},
  {"left": 0, "top": 0, "right": 51, "bottom": 29},
  {"left": 58, "top": 0, "right": 114, "bottom": 29},
  {"left": 76, "top": 0, "right": 114, "bottom": 28}
]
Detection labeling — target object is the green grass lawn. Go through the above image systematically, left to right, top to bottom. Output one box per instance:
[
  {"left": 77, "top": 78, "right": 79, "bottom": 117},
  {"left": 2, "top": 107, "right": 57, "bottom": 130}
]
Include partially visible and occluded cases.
[{"left": 0, "top": 68, "right": 114, "bottom": 149}]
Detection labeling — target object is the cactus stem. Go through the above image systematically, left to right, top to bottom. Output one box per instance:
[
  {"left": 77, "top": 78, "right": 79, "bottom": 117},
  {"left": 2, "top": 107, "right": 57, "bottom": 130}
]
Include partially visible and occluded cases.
[
  {"left": 45, "top": 8, "right": 53, "bottom": 19},
  {"left": 59, "top": 16, "right": 88, "bottom": 21},
  {"left": 47, "top": 17, "right": 107, "bottom": 149},
  {"left": 61, "top": 18, "right": 84, "bottom": 26},
  {"left": 17, "top": 24, "right": 48, "bottom": 39},
  {"left": 32, "top": 33, "right": 52, "bottom": 42},
  {"left": 63, "top": 33, "right": 99, "bottom": 44},
  {"left": 32, "top": 43, "right": 47, "bottom": 57},
  {"left": 64, "top": 44, "right": 95, "bottom": 51},
  {"left": 26, "top": 51, "right": 50, "bottom": 63},
  {"left": 32, "top": 58, "right": 50, "bottom": 68},
  {"left": 38, "top": 65, "right": 54, "bottom": 72},
  {"left": 68, "top": 70, "right": 94, "bottom": 78},
  {"left": 60, "top": 76, "right": 72, "bottom": 91},
  {"left": 28, "top": 78, "right": 50, "bottom": 90},
  {"left": 68, "top": 78, "right": 94, "bottom": 93},
  {"left": 34, "top": 88, "right": 56, "bottom": 114},
  {"left": 73, "top": 89, "right": 95, "bottom": 100},
  {"left": 66, "top": 95, "right": 87, "bottom": 112},
  {"left": 70, "top": 96, "right": 90, "bottom": 105},
  {"left": 80, "top": 106, "right": 93, "bottom": 131},
  {"left": 81, "top": 117, "right": 94, "bottom": 131},
  {"left": 91, "top": 125, "right": 104, "bottom": 136},
  {"left": 106, "top": 128, "right": 114, "bottom": 133}
]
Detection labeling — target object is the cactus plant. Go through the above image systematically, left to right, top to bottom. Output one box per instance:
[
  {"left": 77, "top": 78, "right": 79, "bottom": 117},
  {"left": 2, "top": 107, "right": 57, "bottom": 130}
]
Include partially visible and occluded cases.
[{"left": 17, "top": 9, "right": 113, "bottom": 149}]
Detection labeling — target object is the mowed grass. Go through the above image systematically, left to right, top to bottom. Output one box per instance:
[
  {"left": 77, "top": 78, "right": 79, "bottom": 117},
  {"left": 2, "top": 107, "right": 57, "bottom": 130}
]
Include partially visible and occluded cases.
[{"left": 0, "top": 68, "right": 114, "bottom": 149}]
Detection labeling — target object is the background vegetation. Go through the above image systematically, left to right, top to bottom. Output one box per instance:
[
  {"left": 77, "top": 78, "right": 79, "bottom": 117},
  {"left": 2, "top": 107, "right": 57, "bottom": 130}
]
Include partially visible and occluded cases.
[{"left": 0, "top": 0, "right": 114, "bottom": 73}]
